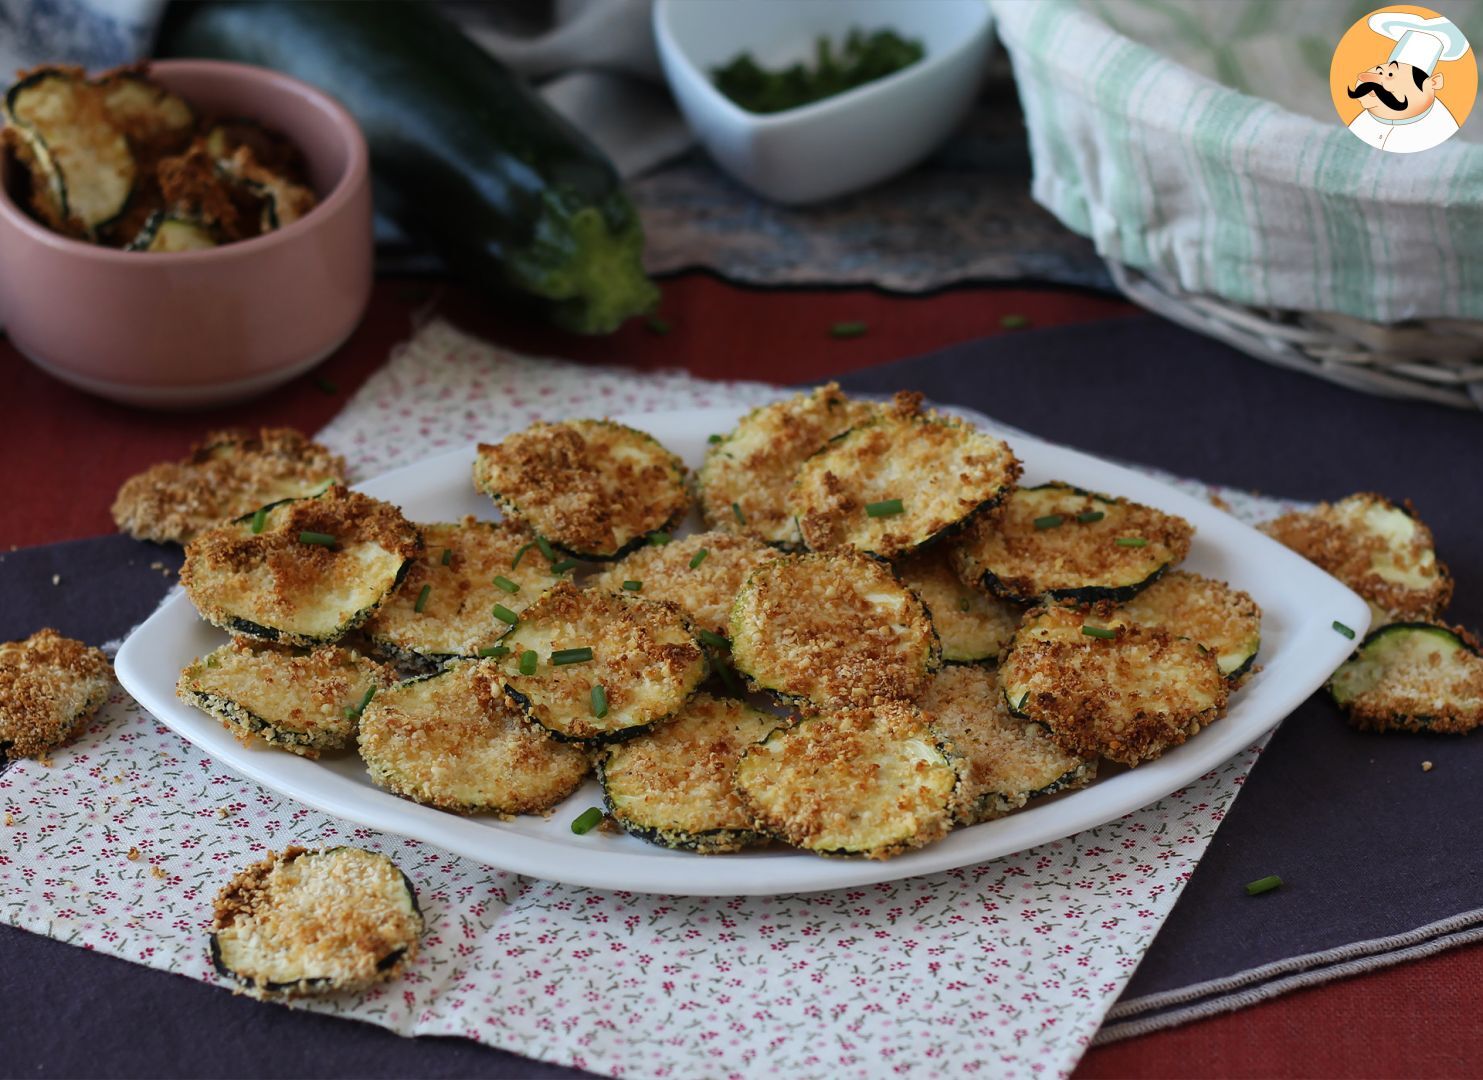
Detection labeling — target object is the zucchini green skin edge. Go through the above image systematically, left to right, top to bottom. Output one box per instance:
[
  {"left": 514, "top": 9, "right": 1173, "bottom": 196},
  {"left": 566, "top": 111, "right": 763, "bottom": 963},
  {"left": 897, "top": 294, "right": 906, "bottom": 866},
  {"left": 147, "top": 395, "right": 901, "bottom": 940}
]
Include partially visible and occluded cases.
[
  {"left": 158, "top": 0, "right": 659, "bottom": 333},
  {"left": 1328, "top": 621, "right": 1476, "bottom": 727},
  {"left": 595, "top": 757, "right": 769, "bottom": 854}
]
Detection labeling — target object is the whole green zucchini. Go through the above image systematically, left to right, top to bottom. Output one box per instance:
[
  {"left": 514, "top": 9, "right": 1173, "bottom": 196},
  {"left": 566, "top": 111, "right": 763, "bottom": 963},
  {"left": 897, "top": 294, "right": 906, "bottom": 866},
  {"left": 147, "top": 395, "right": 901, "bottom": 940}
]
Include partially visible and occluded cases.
[{"left": 159, "top": 1, "right": 658, "bottom": 334}]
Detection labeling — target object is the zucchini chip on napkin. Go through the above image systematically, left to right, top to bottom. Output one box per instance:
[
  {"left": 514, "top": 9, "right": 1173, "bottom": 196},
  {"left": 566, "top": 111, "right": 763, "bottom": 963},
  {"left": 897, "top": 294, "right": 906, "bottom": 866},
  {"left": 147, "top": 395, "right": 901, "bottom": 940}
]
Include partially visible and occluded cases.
[
  {"left": 697, "top": 383, "right": 878, "bottom": 545},
  {"left": 792, "top": 392, "right": 1020, "bottom": 558},
  {"left": 472, "top": 419, "right": 688, "bottom": 560},
  {"left": 111, "top": 427, "right": 344, "bottom": 545},
  {"left": 953, "top": 482, "right": 1193, "bottom": 604},
  {"left": 180, "top": 486, "right": 421, "bottom": 646},
  {"left": 1261, "top": 493, "right": 1452, "bottom": 627},
  {"left": 365, "top": 518, "right": 575, "bottom": 662},
  {"left": 589, "top": 530, "right": 773, "bottom": 638},
  {"left": 895, "top": 544, "right": 1023, "bottom": 664},
  {"left": 730, "top": 550, "right": 939, "bottom": 707},
  {"left": 1115, "top": 570, "right": 1262, "bottom": 681},
  {"left": 492, "top": 582, "right": 707, "bottom": 742},
  {"left": 1001, "top": 605, "right": 1228, "bottom": 767},
  {"left": 1329, "top": 623, "right": 1483, "bottom": 735},
  {"left": 0, "top": 629, "right": 111, "bottom": 761},
  {"left": 177, "top": 640, "right": 388, "bottom": 757},
  {"left": 359, "top": 660, "right": 589, "bottom": 814},
  {"left": 918, "top": 665, "right": 1096, "bottom": 826},
  {"left": 598, "top": 692, "right": 778, "bottom": 853},
  {"left": 734, "top": 701, "right": 957, "bottom": 859},
  {"left": 210, "top": 846, "right": 422, "bottom": 1000}
]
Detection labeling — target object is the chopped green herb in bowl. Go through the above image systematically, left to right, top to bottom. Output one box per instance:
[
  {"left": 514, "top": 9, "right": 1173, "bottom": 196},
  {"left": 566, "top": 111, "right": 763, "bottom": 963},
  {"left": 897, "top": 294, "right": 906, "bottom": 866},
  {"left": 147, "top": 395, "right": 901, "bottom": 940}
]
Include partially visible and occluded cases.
[{"left": 712, "top": 29, "right": 925, "bottom": 114}]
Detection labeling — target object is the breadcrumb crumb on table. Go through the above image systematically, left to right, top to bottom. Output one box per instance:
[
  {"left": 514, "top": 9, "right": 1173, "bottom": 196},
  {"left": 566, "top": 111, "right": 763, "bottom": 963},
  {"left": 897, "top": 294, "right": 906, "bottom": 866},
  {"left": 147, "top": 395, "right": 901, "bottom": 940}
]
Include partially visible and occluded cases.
[{"left": 0, "top": 628, "right": 112, "bottom": 759}]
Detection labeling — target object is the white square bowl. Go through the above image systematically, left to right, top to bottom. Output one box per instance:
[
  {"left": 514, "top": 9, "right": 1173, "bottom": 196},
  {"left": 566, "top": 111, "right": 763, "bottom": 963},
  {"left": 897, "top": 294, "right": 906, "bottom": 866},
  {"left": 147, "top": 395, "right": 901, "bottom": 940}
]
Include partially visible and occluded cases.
[{"left": 653, "top": 0, "right": 994, "bottom": 204}]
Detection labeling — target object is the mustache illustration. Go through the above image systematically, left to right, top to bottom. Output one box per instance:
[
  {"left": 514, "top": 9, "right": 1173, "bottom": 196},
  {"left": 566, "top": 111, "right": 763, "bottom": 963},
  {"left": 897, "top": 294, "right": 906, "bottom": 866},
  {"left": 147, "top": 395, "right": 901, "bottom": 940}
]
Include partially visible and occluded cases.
[{"left": 1349, "top": 79, "right": 1409, "bottom": 111}]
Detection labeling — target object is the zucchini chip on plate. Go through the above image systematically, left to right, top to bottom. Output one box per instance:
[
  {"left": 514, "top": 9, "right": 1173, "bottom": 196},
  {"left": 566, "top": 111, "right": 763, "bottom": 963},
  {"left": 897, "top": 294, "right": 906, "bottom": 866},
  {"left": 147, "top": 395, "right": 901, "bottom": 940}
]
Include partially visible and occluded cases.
[
  {"left": 697, "top": 383, "right": 878, "bottom": 545},
  {"left": 792, "top": 392, "right": 1020, "bottom": 558},
  {"left": 472, "top": 419, "right": 688, "bottom": 560},
  {"left": 111, "top": 427, "right": 345, "bottom": 545},
  {"left": 953, "top": 482, "right": 1193, "bottom": 604},
  {"left": 179, "top": 485, "right": 421, "bottom": 646},
  {"left": 1261, "top": 493, "right": 1452, "bottom": 628},
  {"left": 365, "top": 517, "right": 574, "bottom": 663},
  {"left": 589, "top": 530, "right": 773, "bottom": 637},
  {"left": 895, "top": 545, "right": 1023, "bottom": 664},
  {"left": 730, "top": 550, "right": 940, "bottom": 707},
  {"left": 1115, "top": 570, "right": 1262, "bottom": 681},
  {"left": 493, "top": 582, "right": 707, "bottom": 742},
  {"left": 1000, "top": 606, "right": 1228, "bottom": 767},
  {"left": 1329, "top": 623, "right": 1483, "bottom": 735},
  {"left": 0, "top": 629, "right": 111, "bottom": 761},
  {"left": 176, "top": 640, "right": 388, "bottom": 757},
  {"left": 358, "top": 660, "right": 589, "bottom": 814},
  {"left": 918, "top": 665, "right": 1096, "bottom": 826},
  {"left": 598, "top": 692, "right": 778, "bottom": 853},
  {"left": 734, "top": 700, "right": 958, "bottom": 859},
  {"left": 210, "top": 846, "right": 422, "bottom": 1000}
]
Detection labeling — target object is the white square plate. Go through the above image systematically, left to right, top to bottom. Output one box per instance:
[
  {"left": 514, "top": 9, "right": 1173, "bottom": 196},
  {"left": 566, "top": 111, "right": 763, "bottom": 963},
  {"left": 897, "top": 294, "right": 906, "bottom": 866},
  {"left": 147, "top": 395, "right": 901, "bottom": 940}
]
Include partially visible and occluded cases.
[{"left": 115, "top": 406, "right": 1369, "bottom": 896}]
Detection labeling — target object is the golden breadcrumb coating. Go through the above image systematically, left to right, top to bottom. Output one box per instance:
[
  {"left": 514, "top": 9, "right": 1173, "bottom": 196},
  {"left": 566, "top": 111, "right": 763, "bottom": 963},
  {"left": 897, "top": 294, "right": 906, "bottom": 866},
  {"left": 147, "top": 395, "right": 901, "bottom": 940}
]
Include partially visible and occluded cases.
[
  {"left": 111, "top": 428, "right": 344, "bottom": 544},
  {"left": 590, "top": 530, "right": 773, "bottom": 637},
  {"left": 895, "top": 544, "right": 1023, "bottom": 663},
  {"left": 1115, "top": 570, "right": 1262, "bottom": 681},
  {"left": 1330, "top": 623, "right": 1483, "bottom": 735},
  {"left": 0, "top": 628, "right": 111, "bottom": 758}
]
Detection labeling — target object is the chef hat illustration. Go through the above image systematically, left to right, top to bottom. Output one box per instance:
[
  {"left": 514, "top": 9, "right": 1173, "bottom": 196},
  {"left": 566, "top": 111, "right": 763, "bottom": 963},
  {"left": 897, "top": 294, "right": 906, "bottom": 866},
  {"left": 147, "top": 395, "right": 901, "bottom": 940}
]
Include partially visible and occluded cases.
[{"left": 1368, "top": 11, "right": 1470, "bottom": 75}]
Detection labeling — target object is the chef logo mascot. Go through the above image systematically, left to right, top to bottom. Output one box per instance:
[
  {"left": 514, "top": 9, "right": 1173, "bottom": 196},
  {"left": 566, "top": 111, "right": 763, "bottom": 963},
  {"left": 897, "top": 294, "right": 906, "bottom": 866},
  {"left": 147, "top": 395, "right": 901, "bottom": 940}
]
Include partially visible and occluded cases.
[{"left": 1347, "top": 11, "right": 1470, "bottom": 153}]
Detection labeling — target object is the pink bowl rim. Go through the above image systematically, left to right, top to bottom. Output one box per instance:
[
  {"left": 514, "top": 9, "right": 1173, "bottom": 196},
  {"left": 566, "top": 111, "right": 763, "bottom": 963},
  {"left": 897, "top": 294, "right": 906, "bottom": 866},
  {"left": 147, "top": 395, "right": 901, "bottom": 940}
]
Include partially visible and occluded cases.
[{"left": 0, "top": 58, "right": 369, "bottom": 264}]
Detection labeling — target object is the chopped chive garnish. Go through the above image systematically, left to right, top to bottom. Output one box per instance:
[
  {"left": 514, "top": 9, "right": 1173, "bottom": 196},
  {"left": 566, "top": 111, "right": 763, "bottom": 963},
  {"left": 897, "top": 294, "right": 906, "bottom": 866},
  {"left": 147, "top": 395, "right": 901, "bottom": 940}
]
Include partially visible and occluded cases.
[
  {"left": 1000, "top": 313, "right": 1031, "bottom": 330},
  {"left": 646, "top": 315, "right": 671, "bottom": 336},
  {"left": 830, "top": 320, "right": 867, "bottom": 339},
  {"left": 312, "top": 375, "right": 338, "bottom": 395},
  {"left": 708, "top": 434, "right": 723, "bottom": 445},
  {"left": 865, "top": 498, "right": 904, "bottom": 518},
  {"left": 732, "top": 502, "right": 746, "bottom": 525},
  {"left": 250, "top": 507, "right": 267, "bottom": 534},
  {"left": 1076, "top": 510, "right": 1105, "bottom": 524},
  {"left": 1034, "top": 514, "right": 1064, "bottom": 530},
  {"left": 298, "top": 530, "right": 336, "bottom": 547},
  {"left": 648, "top": 531, "right": 672, "bottom": 546},
  {"left": 535, "top": 535, "right": 557, "bottom": 563},
  {"left": 1114, "top": 537, "right": 1149, "bottom": 548},
  {"left": 511, "top": 542, "right": 534, "bottom": 569},
  {"left": 441, "top": 548, "right": 452, "bottom": 566},
  {"left": 689, "top": 548, "right": 710, "bottom": 570},
  {"left": 550, "top": 558, "right": 578, "bottom": 575},
  {"left": 493, "top": 575, "right": 520, "bottom": 594},
  {"left": 622, "top": 580, "right": 643, "bottom": 592},
  {"left": 413, "top": 584, "right": 432, "bottom": 613},
  {"left": 958, "top": 597, "right": 972, "bottom": 612},
  {"left": 492, "top": 604, "right": 520, "bottom": 625},
  {"left": 1332, "top": 620, "right": 1356, "bottom": 640},
  {"left": 1082, "top": 625, "right": 1118, "bottom": 639},
  {"left": 698, "top": 629, "right": 730, "bottom": 651},
  {"left": 478, "top": 645, "right": 509, "bottom": 658},
  {"left": 551, "top": 647, "right": 594, "bottom": 666},
  {"left": 518, "top": 650, "right": 538, "bottom": 676},
  {"left": 205, "top": 655, "right": 220, "bottom": 668},
  {"left": 716, "top": 661, "right": 743, "bottom": 696},
  {"left": 590, "top": 684, "right": 609, "bottom": 718},
  {"left": 351, "top": 686, "right": 376, "bottom": 718},
  {"left": 1017, "top": 691, "right": 1029, "bottom": 711},
  {"left": 571, "top": 806, "right": 604, "bottom": 835},
  {"left": 1244, "top": 875, "right": 1283, "bottom": 896}
]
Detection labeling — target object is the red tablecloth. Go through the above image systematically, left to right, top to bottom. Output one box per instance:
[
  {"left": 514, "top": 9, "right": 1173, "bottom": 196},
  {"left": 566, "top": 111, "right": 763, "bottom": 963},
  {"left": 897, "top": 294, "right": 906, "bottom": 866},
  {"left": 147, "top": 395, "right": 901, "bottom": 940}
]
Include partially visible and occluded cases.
[{"left": 5, "top": 274, "right": 1479, "bottom": 1077}]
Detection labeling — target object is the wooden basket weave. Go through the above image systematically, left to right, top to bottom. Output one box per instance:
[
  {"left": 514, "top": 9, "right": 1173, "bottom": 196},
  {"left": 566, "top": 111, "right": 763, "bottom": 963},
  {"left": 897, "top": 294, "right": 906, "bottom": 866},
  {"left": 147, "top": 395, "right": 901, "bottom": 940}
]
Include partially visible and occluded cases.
[{"left": 1109, "top": 263, "right": 1483, "bottom": 412}]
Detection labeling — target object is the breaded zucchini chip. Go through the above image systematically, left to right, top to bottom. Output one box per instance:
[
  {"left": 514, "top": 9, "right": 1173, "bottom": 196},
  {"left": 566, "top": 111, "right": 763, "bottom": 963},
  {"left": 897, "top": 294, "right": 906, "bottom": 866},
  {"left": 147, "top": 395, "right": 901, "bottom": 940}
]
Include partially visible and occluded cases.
[
  {"left": 96, "top": 66, "right": 194, "bottom": 160},
  {"left": 697, "top": 383, "right": 879, "bottom": 545},
  {"left": 792, "top": 392, "right": 1020, "bottom": 558},
  {"left": 472, "top": 419, "right": 688, "bottom": 560},
  {"left": 111, "top": 427, "right": 345, "bottom": 544},
  {"left": 953, "top": 482, "right": 1193, "bottom": 604},
  {"left": 180, "top": 486, "right": 421, "bottom": 646},
  {"left": 1261, "top": 493, "right": 1451, "bottom": 627},
  {"left": 364, "top": 517, "right": 575, "bottom": 662},
  {"left": 589, "top": 530, "right": 773, "bottom": 637},
  {"left": 895, "top": 544, "right": 1023, "bottom": 663},
  {"left": 730, "top": 550, "right": 939, "bottom": 707},
  {"left": 1115, "top": 570, "right": 1262, "bottom": 681},
  {"left": 493, "top": 582, "right": 707, "bottom": 742},
  {"left": 1000, "top": 606, "right": 1228, "bottom": 767},
  {"left": 1329, "top": 623, "right": 1483, "bottom": 734},
  {"left": 0, "top": 628, "right": 111, "bottom": 760},
  {"left": 176, "top": 640, "right": 388, "bottom": 757},
  {"left": 358, "top": 660, "right": 589, "bottom": 814},
  {"left": 918, "top": 665, "right": 1096, "bottom": 826},
  {"left": 598, "top": 692, "right": 778, "bottom": 853},
  {"left": 735, "top": 701, "right": 957, "bottom": 859},
  {"left": 210, "top": 846, "right": 422, "bottom": 1000}
]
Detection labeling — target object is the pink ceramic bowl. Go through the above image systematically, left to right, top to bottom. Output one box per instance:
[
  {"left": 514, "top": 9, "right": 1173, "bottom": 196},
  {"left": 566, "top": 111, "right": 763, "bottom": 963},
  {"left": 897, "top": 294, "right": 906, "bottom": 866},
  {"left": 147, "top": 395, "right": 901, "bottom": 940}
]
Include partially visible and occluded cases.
[{"left": 0, "top": 59, "right": 372, "bottom": 408}]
